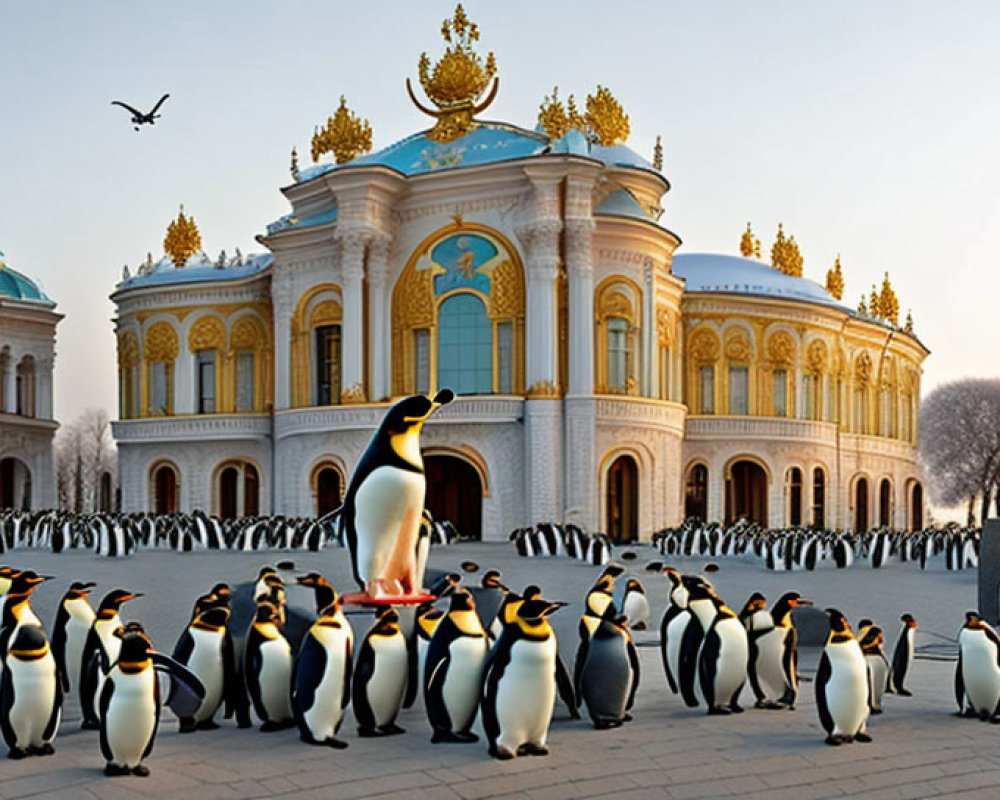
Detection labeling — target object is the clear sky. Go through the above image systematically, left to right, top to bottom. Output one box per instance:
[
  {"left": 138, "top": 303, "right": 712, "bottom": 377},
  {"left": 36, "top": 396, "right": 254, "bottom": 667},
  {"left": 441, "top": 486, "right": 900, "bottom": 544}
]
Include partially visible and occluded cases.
[{"left": 2, "top": 1, "right": 999, "bottom": 425}]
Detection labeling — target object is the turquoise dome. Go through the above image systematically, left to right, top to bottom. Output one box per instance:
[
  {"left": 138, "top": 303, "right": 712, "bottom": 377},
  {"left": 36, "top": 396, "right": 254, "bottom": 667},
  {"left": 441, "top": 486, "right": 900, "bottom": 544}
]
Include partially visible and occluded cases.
[
  {"left": 673, "top": 253, "right": 842, "bottom": 308},
  {"left": 0, "top": 262, "right": 52, "bottom": 304}
]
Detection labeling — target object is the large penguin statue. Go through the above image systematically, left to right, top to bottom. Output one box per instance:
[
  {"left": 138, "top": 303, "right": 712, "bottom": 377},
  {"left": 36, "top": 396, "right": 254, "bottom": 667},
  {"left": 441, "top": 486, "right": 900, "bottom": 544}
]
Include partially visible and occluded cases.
[{"left": 340, "top": 390, "right": 454, "bottom": 599}]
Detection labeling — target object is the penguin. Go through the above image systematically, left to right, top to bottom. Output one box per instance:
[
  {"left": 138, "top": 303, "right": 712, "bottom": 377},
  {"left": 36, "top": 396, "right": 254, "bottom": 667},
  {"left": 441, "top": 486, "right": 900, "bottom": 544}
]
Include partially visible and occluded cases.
[
  {"left": 339, "top": 390, "right": 454, "bottom": 598},
  {"left": 574, "top": 564, "right": 625, "bottom": 701},
  {"left": 659, "top": 568, "right": 692, "bottom": 695},
  {"left": 475, "top": 570, "right": 508, "bottom": 641},
  {"left": 0, "top": 571, "right": 52, "bottom": 659},
  {"left": 296, "top": 573, "right": 338, "bottom": 614},
  {"left": 621, "top": 579, "right": 649, "bottom": 631},
  {"left": 50, "top": 581, "right": 96, "bottom": 694},
  {"left": 677, "top": 581, "right": 720, "bottom": 708},
  {"left": 189, "top": 583, "right": 233, "bottom": 621},
  {"left": 79, "top": 589, "right": 142, "bottom": 730},
  {"left": 424, "top": 589, "right": 489, "bottom": 743},
  {"left": 748, "top": 592, "right": 808, "bottom": 710},
  {"left": 698, "top": 594, "right": 748, "bottom": 715},
  {"left": 481, "top": 597, "right": 566, "bottom": 759},
  {"left": 293, "top": 598, "right": 353, "bottom": 748},
  {"left": 243, "top": 602, "right": 294, "bottom": 731},
  {"left": 578, "top": 605, "right": 640, "bottom": 729},
  {"left": 170, "top": 606, "right": 239, "bottom": 732},
  {"left": 353, "top": 607, "right": 408, "bottom": 736},
  {"left": 815, "top": 609, "right": 872, "bottom": 745},
  {"left": 955, "top": 611, "right": 1000, "bottom": 720},
  {"left": 889, "top": 613, "right": 917, "bottom": 696},
  {"left": 0, "top": 625, "right": 62, "bottom": 759},
  {"left": 859, "top": 625, "right": 890, "bottom": 714},
  {"left": 99, "top": 628, "right": 160, "bottom": 776}
]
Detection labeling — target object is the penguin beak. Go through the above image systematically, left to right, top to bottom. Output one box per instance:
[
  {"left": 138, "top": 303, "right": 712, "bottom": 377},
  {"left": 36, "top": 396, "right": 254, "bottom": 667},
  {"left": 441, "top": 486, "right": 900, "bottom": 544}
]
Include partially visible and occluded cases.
[
  {"left": 81, "top": 582, "right": 97, "bottom": 590},
  {"left": 125, "top": 592, "right": 144, "bottom": 601},
  {"left": 797, "top": 598, "right": 813, "bottom": 606}
]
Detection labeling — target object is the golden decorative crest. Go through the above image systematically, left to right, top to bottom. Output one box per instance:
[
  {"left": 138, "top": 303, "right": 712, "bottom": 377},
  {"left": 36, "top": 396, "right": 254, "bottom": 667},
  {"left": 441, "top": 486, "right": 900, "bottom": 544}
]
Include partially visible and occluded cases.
[
  {"left": 407, "top": 4, "right": 499, "bottom": 143},
  {"left": 536, "top": 85, "right": 628, "bottom": 146},
  {"left": 538, "top": 87, "right": 572, "bottom": 140},
  {"left": 311, "top": 96, "right": 373, "bottom": 164},
  {"left": 164, "top": 205, "right": 202, "bottom": 267},
  {"left": 740, "top": 222, "right": 761, "bottom": 259},
  {"left": 770, "top": 223, "right": 803, "bottom": 277},
  {"left": 825, "top": 253, "right": 845, "bottom": 300},
  {"left": 878, "top": 272, "right": 899, "bottom": 326},
  {"left": 869, "top": 284, "right": 881, "bottom": 318},
  {"left": 857, "top": 294, "right": 868, "bottom": 315},
  {"left": 904, "top": 309, "right": 914, "bottom": 334},
  {"left": 188, "top": 315, "right": 226, "bottom": 352},
  {"left": 144, "top": 321, "right": 179, "bottom": 362},
  {"left": 688, "top": 329, "right": 720, "bottom": 362},
  {"left": 724, "top": 329, "right": 753, "bottom": 362},
  {"left": 117, "top": 330, "right": 139, "bottom": 368},
  {"left": 767, "top": 331, "right": 796, "bottom": 366},
  {"left": 806, "top": 339, "right": 828, "bottom": 373},
  {"left": 526, "top": 380, "right": 561, "bottom": 399},
  {"left": 340, "top": 382, "right": 367, "bottom": 404}
]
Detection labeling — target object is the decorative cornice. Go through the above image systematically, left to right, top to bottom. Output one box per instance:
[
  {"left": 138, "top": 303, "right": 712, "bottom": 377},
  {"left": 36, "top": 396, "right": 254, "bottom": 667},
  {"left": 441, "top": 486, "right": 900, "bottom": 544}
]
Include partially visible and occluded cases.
[{"left": 112, "top": 414, "right": 271, "bottom": 443}]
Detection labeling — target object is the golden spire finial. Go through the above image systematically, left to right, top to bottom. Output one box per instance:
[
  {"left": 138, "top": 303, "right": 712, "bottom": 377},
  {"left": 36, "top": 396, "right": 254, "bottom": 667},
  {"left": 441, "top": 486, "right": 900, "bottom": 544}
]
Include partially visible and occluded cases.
[
  {"left": 407, "top": 4, "right": 499, "bottom": 143},
  {"left": 585, "top": 85, "right": 630, "bottom": 146},
  {"left": 538, "top": 86, "right": 570, "bottom": 140},
  {"left": 311, "top": 95, "right": 373, "bottom": 165},
  {"left": 653, "top": 135, "right": 663, "bottom": 171},
  {"left": 290, "top": 146, "right": 300, "bottom": 181},
  {"left": 164, "top": 205, "right": 202, "bottom": 267},
  {"left": 740, "top": 222, "right": 755, "bottom": 258},
  {"left": 770, "top": 223, "right": 787, "bottom": 272},
  {"left": 770, "top": 223, "right": 803, "bottom": 276},
  {"left": 825, "top": 253, "right": 845, "bottom": 300},
  {"left": 879, "top": 271, "right": 899, "bottom": 326},
  {"left": 869, "top": 283, "right": 881, "bottom": 318},
  {"left": 858, "top": 294, "right": 868, "bottom": 315},
  {"left": 904, "top": 308, "right": 914, "bottom": 334}
]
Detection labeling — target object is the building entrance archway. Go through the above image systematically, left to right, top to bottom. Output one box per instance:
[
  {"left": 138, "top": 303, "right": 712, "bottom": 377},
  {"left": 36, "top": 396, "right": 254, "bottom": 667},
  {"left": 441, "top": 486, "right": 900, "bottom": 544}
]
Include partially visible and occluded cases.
[
  {"left": 424, "top": 454, "right": 483, "bottom": 540},
  {"left": 606, "top": 455, "right": 639, "bottom": 543},
  {"left": 0, "top": 458, "right": 30, "bottom": 510},
  {"left": 726, "top": 459, "right": 768, "bottom": 526},
  {"left": 855, "top": 477, "right": 870, "bottom": 532}
]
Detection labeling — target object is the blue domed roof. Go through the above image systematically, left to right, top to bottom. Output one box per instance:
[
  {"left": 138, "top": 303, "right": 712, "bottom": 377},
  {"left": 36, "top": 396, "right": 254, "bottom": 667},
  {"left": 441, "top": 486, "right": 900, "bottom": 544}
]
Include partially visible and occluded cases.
[
  {"left": 594, "top": 189, "right": 650, "bottom": 221},
  {"left": 118, "top": 251, "right": 273, "bottom": 290},
  {"left": 673, "top": 253, "right": 842, "bottom": 308},
  {"left": 0, "top": 261, "right": 53, "bottom": 305}
]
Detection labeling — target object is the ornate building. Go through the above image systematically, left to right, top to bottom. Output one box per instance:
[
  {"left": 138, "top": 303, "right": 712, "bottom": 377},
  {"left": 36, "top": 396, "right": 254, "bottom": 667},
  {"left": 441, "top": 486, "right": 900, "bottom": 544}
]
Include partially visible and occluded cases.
[
  {"left": 110, "top": 6, "right": 928, "bottom": 539},
  {"left": 0, "top": 255, "right": 61, "bottom": 509}
]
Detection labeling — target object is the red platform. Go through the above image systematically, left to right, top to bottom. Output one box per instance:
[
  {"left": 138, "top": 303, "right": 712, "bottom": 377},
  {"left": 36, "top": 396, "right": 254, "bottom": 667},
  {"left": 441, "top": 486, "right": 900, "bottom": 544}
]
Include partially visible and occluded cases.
[{"left": 341, "top": 591, "right": 435, "bottom": 607}]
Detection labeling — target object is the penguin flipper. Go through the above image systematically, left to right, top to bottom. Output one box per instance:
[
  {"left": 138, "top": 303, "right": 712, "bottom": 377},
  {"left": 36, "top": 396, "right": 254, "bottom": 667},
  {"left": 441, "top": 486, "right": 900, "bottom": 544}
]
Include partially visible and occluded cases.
[
  {"left": 659, "top": 606, "right": 679, "bottom": 694},
  {"left": 51, "top": 609, "right": 70, "bottom": 693},
  {"left": 678, "top": 617, "right": 704, "bottom": 707},
  {"left": 698, "top": 627, "right": 720, "bottom": 710},
  {"left": 780, "top": 629, "right": 798, "bottom": 699},
  {"left": 171, "top": 630, "right": 194, "bottom": 665},
  {"left": 221, "top": 631, "right": 239, "bottom": 719},
  {"left": 746, "top": 632, "right": 765, "bottom": 702},
  {"left": 293, "top": 633, "right": 325, "bottom": 715},
  {"left": 403, "top": 633, "right": 418, "bottom": 709},
  {"left": 625, "top": 635, "right": 641, "bottom": 712},
  {"left": 480, "top": 636, "right": 509, "bottom": 748},
  {"left": 573, "top": 636, "right": 589, "bottom": 703},
  {"left": 889, "top": 637, "right": 904, "bottom": 693},
  {"left": 342, "top": 638, "right": 353, "bottom": 711},
  {"left": 351, "top": 640, "right": 377, "bottom": 732},
  {"left": 154, "top": 651, "right": 206, "bottom": 719},
  {"left": 554, "top": 651, "right": 579, "bottom": 718},
  {"left": 814, "top": 651, "right": 834, "bottom": 735},
  {"left": 954, "top": 652, "right": 965, "bottom": 712},
  {"left": 425, "top": 655, "right": 453, "bottom": 732},
  {"left": 0, "top": 668, "right": 16, "bottom": 749},
  {"left": 144, "top": 671, "right": 161, "bottom": 759},
  {"left": 43, "top": 673, "right": 64, "bottom": 742},
  {"left": 98, "top": 677, "right": 115, "bottom": 762}
]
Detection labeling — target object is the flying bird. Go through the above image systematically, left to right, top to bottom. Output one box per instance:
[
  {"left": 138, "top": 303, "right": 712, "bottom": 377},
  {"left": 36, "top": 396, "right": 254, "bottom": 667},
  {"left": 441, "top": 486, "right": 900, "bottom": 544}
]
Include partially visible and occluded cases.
[{"left": 111, "top": 94, "right": 170, "bottom": 131}]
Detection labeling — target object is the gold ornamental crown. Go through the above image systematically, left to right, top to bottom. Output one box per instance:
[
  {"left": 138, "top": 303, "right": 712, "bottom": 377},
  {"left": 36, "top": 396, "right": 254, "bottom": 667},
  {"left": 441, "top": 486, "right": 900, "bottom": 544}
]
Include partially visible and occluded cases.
[
  {"left": 407, "top": 4, "right": 499, "bottom": 143},
  {"left": 311, "top": 95, "right": 373, "bottom": 165},
  {"left": 164, "top": 205, "right": 202, "bottom": 267}
]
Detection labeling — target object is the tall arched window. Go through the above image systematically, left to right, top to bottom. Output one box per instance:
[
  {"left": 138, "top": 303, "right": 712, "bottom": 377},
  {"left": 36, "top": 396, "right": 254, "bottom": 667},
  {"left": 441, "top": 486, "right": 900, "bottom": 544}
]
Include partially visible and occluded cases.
[
  {"left": 392, "top": 226, "right": 524, "bottom": 397},
  {"left": 595, "top": 279, "right": 641, "bottom": 396},
  {"left": 290, "top": 286, "right": 343, "bottom": 407},
  {"left": 438, "top": 293, "right": 493, "bottom": 395},
  {"left": 229, "top": 315, "right": 270, "bottom": 413},
  {"left": 188, "top": 316, "right": 225, "bottom": 415},
  {"left": 144, "top": 321, "right": 178, "bottom": 417},
  {"left": 724, "top": 328, "right": 753, "bottom": 414},
  {"left": 687, "top": 329, "right": 719, "bottom": 415},
  {"left": 117, "top": 330, "right": 140, "bottom": 419},
  {"left": 15, "top": 356, "right": 35, "bottom": 417},
  {"left": 216, "top": 460, "right": 260, "bottom": 519},
  {"left": 150, "top": 462, "right": 179, "bottom": 514},
  {"left": 312, "top": 462, "right": 344, "bottom": 518},
  {"left": 684, "top": 463, "right": 708, "bottom": 521},
  {"left": 786, "top": 467, "right": 803, "bottom": 526},
  {"left": 812, "top": 468, "right": 826, "bottom": 528},
  {"left": 854, "top": 476, "right": 870, "bottom": 532},
  {"left": 879, "top": 478, "right": 892, "bottom": 528},
  {"left": 910, "top": 482, "right": 923, "bottom": 531}
]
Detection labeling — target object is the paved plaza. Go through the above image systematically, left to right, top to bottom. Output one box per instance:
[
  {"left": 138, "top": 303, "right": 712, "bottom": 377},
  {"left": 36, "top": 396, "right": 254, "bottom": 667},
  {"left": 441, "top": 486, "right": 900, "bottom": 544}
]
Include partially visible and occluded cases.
[{"left": 2, "top": 543, "right": 999, "bottom": 799}]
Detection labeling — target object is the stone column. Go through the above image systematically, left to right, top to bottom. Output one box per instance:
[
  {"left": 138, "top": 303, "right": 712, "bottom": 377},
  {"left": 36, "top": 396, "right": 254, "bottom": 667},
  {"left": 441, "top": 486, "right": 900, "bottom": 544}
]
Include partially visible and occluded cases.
[
  {"left": 518, "top": 218, "right": 562, "bottom": 391},
  {"left": 337, "top": 227, "right": 370, "bottom": 402},
  {"left": 367, "top": 232, "right": 392, "bottom": 402},
  {"left": 643, "top": 259, "right": 655, "bottom": 397},
  {"left": 271, "top": 278, "right": 294, "bottom": 410},
  {"left": 36, "top": 356, "right": 53, "bottom": 420},
  {"left": 4, "top": 361, "right": 16, "bottom": 413}
]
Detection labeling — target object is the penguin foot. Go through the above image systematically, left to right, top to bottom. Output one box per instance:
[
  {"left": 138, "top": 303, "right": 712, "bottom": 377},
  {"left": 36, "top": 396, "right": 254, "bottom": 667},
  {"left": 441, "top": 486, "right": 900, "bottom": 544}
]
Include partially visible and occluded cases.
[
  {"left": 897, "top": 689, "right": 912, "bottom": 697},
  {"left": 755, "top": 699, "right": 783, "bottom": 710},
  {"left": 728, "top": 704, "right": 744, "bottom": 714},
  {"left": 706, "top": 707, "right": 731, "bottom": 716},
  {"left": 870, "top": 707, "right": 883, "bottom": 715},
  {"left": 956, "top": 709, "right": 977, "bottom": 718},
  {"left": 622, "top": 713, "right": 633, "bottom": 722},
  {"left": 990, "top": 716, "right": 1000, "bottom": 725},
  {"left": 81, "top": 718, "right": 100, "bottom": 731},
  {"left": 178, "top": 718, "right": 197, "bottom": 734},
  {"left": 593, "top": 719, "right": 623, "bottom": 730},
  {"left": 197, "top": 720, "right": 220, "bottom": 731},
  {"left": 260, "top": 720, "right": 295, "bottom": 732},
  {"left": 378, "top": 724, "right": 406, "bottom": 736},
  {"left": 357, "top": 727, "right": 380, "bottom": 738},
  {"left": 432, "top": 730, "right": 478, "bottom": 743},
  {"left": 854, "top": 732, "right": 872, "bottom": 743},
  {"left": 824, "top": 735, "right": 843, "bottom": 746},
  {"left": 324, "top": 737, "right": 349, "bottom": 749},
  {"left": 517, "top": 743, "right": 549, "bottom": 756},
  {"left": 27, "top": 744, "right": 54, "bottom": 756},
  {"left": 492, "top": 745, "right": 516, "bottom": 760},
  {"left": 8, "top": 748, "right": 28, "bottom": 760},
  {"left": 104, "top": 763, "right": 131, "bottom": 776},
  {"left": 132, "top": 765, "right": 150, "bottom": 777}
]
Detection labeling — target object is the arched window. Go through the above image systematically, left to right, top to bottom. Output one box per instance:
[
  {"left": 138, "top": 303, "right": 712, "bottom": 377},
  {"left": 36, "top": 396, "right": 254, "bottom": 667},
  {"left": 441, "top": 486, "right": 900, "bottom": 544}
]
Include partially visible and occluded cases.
[
  {"left": 392, "top": 226, "right": 524, "bottom": 397},
  {"left": 595, "top": 279, "right": 641, "bottom": 396},
  {"left": 290, "top": 286, "right": 343, "bottom": 407},
  {"left": 438, "top": 293, "right": 493, "bottom": 395},
  {"left": 230, "top": 315, "right": 270, "bottom": 413},
  {"left": 188, "top": 316, "right": 225, "bottom": 415},
  {"left": 606, "top": 317, "right": 631, "bottom": 391},
  {"left": 144, "top": 321, "right": 178, "bottom": 417},
  {"left": 723, "top": 328, "right": 753, "bottom": 414},
  {"left": 687, "top": 329, "right": 719, "bottom": 415},
  {"left": 117, "top": 330, "right": 140, "bottom": 419},
  {"left": 16, "top": 356, "right": 35, "bottom": 417},
  {"left": 0, "top": 458, "right": 31, "bottom": 510},
  {"left": 216, "top": 460, "right": 260, "bottom": 519},
  {"left": 726, "top": 460, "right": 768, "bottom": 527},
  {"left": 150, "top": 462, "right": 179, "bottom": 514},
  {"left": 312, "top": 463, "right": 344, "bottom": 518},
  {"left": 684, "top": 463, "right": 708, "bottom": 521},
  {"left": 786, "top": 467, "right": 803, "bottom": 527},
  {"left": 812, "top": 468, "right": 826, "bottom": 528},
  {"left": 854, "top": 476, "right": 870, "bottom": 532},
  {"left": 879, "top": 478, "right": 892, "bottom": 528},
  {"left": 910, "top": 482, "right": 923, "bottom": 531}
]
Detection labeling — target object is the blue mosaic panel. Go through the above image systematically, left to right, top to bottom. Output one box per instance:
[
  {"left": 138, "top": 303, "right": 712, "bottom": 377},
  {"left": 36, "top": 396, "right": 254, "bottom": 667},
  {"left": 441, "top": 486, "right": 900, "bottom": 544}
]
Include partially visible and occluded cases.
[{"left": 432, "top": 233, "right": 497, "bottom": 296}]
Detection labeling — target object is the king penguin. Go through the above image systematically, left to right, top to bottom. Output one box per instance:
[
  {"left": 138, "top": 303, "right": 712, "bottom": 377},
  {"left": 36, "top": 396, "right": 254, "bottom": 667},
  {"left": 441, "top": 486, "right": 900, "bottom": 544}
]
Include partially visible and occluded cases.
[
  {"left": 339, "top": 390, "right": 454, "bottom": 598},
  {"left": 574, "top": 564, "right": 625, "bottom": 701},
  {"left": 659, "top": 568, "right": 693, "bottom": 696},
  {"left": 0, "top": 571, "right": 53, "bottom": 661},
  {"left": 621, "top": 579, "right": 649, "bottom": 631},
  {"left": 51, "top": 581, "right": 96, "bottom": 694},
  {"left": 79, "top": 589, "right": 142, "bottom": 730},
  {"left": 424, "top": 589, "right": 489, "bottom": 743},
  {"left": 748, "top": 591, "right": 808, "bottom": 710},
  {"left": 698, "top": 593, "right": 748, "bottom": 715},
  {"left": 293, "top": 597, "right": 353, "bottom": 748},
  {"left": 481, "top": 597, "right": 566, "bottom": 759},
  {"left": 244, "top": 602, "right": 294, "bottom": 731},
  {"left": 404, "top": 602, "right": 444, "bottom": 710},
  {"left": 171, "top": 606, "right": 239, "bottom": 732},
  {"left": 353, "top": 606, "right": 409, "bottom": 736},
  {"left": 579, "top": 606, "right": 640, "bottom": 729},
  {"left": 815, "top": 609, "right": 872, "bottom": 745},
  {"left": 955, "top": 611, "right": 1000, "bottom": 720},
  {"left": 889, "top": 613, "right": 917, "bottom": 696},
  {"left": 1, "top": 625, "right": 62, "bottom": 759},
  {"left": 859, "top": 625, "right": 890, "bottom": 714},
  {"left": 99, "top": 628, "right": 159, "bottom": 776}
]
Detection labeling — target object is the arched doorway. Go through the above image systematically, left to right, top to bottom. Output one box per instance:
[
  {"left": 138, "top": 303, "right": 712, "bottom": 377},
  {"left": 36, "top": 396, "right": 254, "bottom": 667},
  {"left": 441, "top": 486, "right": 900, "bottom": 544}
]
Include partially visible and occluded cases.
[
  {"left": 424, "top": 454, "right": 483, "bottom": 539},
  {"left": 606, "top": 455, "right": 639, "bottom": 543},
  {"left": 0, "top": 458, "right": 30, "bottom": 510},
  {"left": 216, "top": 460, "right": 260, "bottom": 519},
  {"left": 726, "top": 460, "right": 768, "bottom": 526},
  {"left": 151, "top": 463, "right": 179, "bottom": 514},
  {"left": 312, "top": 463, "right": 343, "bottom": 517},
  {"left": 684, "top": 463, "right": 708, "bottom": 521},
  {"left": 786, "top": 467, "right": 803, "bottom": 527},
  {"left": 812, "top": 468, "right": 826, "bottom": 528},
  {"left": 99, "top": 471, "right": 113, "bottom": 513},
  {"left": 854, "top": 476, "right": 870, "bottom": 532},
  {"left": 879, "top": 478, "right": 892, "bottom": 528},
  {"left": 910, "top": 482, "right": 923, "bottom": 531}
]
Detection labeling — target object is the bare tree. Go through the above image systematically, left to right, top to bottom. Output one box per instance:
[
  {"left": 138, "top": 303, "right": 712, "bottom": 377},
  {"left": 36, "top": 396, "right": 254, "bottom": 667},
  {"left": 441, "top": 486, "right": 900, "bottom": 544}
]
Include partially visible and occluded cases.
[
  {"left": 919, "top": 379, "right": 1000, "bottom": 524},
  {"left": 54, "top": 408, "right": 117, "bottom": 512}
]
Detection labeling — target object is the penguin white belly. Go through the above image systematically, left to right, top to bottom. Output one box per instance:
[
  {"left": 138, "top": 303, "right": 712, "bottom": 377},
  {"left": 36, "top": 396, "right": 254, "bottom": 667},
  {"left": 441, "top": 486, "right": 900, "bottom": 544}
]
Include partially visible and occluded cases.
[
  {"left": 354, "top": 467, "right": 425, "bottom": 587},
  {"left": 623, "top": 593, "right": 649, "bottom": 629},
  {"left": 65, "top": 610, "right": 94, "bottom": 692},
  {"left": 665, "top": 611, "right": 690, "bottom": 692},
  {"left": 709, "top": 619, "right": 748, "bottom": 702},
  {"left": 303, "top": 627, "right": 350, "bottom": 738},
  {"left": 755, "top": 628, "right": 788, "bottom": 699},
  {"left": 188, "top": 629, "right": 225, "bottom": 722},
  {"left": 95, "top": 632, "right": 122, "bottom": 721},
  {"left": 961, "top": 632, "right": 1000, "bottom": 714},
  {"left": 417, "top": 635, "right": 430, "bottom": 690},
  {"left": 366, "top": 636, "right": 408, "bottom": 726},
  {"left": 441, "top": 636, "right": 488, "bottom": 730},
  {"left": 258, "top": 638, "right": 293, "bottom": 721},
  {"left": 495, "top": 638, "right": 557, "bottom": 748},
  {"left": 825, "top": 643, "right": 868, "bottom": 736},
  {"left": 866, "top": 654, "right": 889, "bottom": 709},
  {"left": 8, "top": 655, "right": 58, "bottom": 747},
  {"left": 106, "top": 670, "right": 156, "bottom": 767}
]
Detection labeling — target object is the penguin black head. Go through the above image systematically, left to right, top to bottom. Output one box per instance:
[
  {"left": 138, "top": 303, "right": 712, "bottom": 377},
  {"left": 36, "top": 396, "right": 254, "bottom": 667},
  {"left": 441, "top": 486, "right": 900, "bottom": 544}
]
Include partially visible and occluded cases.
[
  {"left": 379, "top": 390, "right": 453, "bottom": 451},
  {"left": 600, "top": 563, "right": 625, "bottom": 579},
  {"left": 256, "top": 566, "right": 277, "bottom": 580},
  {"left": 662, "top": 567, "right": 681, "bottom": 585},
  {"left": 7, "top": 571, "right": 53, "bottom": 596},
  {"left": 481, "top": 571, "right": 507, "bottom": 591},
  {"left": 296, "top": 572, "right": 329, "bottom": 588},
  {"left": 429, "top": 572, "right": 462, "bottom": 598},
  {"left": 625, "top": 579, "right": 645, "bottom": 594},
  {"left": 65, "top": 581, "right": 97, "bottom": 599},
  {"left": 687, "top": 581, "right": 716, "bottom": 602},
  {"left": 522, "top": 584, "right": 541, "bottom": 601},
  {"left": 98, "top": 589, "right": 143, "bottom": 613},
  {"left": 449, "top": 589, "right": 476, "bottom": 612},
  {"left": 740, "top": 592, "right": 767, "bottom": 616},
  {"left": 517, "top": 599, "right": 566, "bottom": 624},
  {"left": 254, "top": 602, "right": 279, "bottom": 625},
  {"left": 194, "top": 606, "right": 230, "bottom": 630},
  {"left": 375, "top": 607, "right": 400, "bottom": 628},
  {"left": 825, "top": 608, "right": 852, "bottom": 634},
  {"left": 964, "top": 610, "right": 981, "bottom": 626},
  {"left": 901, "top": 613, "right": 917, "bottom": 629},
  {"left": 857, "top": 618, "right": 873, "bottom": 631},
  {"left": 9, "top": 624, "right": 48, "bottom": 657},
  {"left": 117, "top": 631, "right": 153, "bottom": 665}
]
